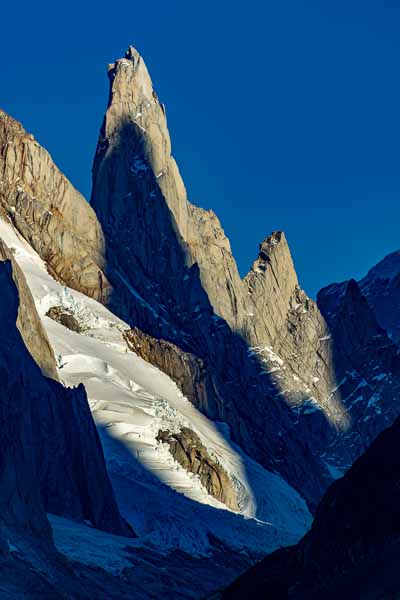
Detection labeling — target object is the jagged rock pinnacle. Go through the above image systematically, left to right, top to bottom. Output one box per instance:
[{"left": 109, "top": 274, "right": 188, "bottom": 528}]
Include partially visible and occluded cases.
[{"left": 125, "top": 45, "right": 140, "bottom": 62}]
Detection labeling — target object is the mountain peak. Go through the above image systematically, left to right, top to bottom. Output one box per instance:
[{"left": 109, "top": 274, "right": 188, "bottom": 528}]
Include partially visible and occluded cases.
[
  {"left": 125, "top": 44, "right": 140, "bottom": 61},
  {"left": 106, "top": 45, "right": 154, "bottom": 107},
  {"left": 258, "top": 231, "right": 286, "bottom": 260},
  {"left": 361, "top": 249, "right": 400, "bottom": 284},
  {"left": 358, "top": 250, "right": 400, "bottom": 342}
]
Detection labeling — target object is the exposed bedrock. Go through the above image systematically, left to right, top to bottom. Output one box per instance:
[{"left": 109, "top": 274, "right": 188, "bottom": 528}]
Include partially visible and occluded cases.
[{"left": 156, "top": 427, "right": 239, "bottom": 511}]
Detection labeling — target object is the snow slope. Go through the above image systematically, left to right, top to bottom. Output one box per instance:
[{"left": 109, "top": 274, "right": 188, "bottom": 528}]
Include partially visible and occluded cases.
[{"left": 0, "top": 216, "right": 311, "bottom": 559}]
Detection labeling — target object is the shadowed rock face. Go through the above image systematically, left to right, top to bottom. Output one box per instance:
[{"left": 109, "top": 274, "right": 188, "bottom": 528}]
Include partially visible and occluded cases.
[
  {"left": 0, "top": 111, "right": 111, "bottom": 302},
  {"left": 0, "top": 237, "right": 58, "bottom": 380},
  {"left": 358, "top": 249, "right": 400, "bottom": 342},
  {"left": 0, "top": 252, "right": 133, "bottom": 538},
  {"left": 317, "top": 279, "right": 400, "bottom": 470},
  {"left": 221, "top": 415, "right": 400, "bottom": 600},
  {"left": 157, "top": 428, "right": 239, "bottom": 511}
]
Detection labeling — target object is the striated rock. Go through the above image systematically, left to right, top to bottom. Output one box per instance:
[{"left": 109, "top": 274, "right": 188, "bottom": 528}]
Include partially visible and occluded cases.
[
  {"left": 0, "top": 110, "right": 111, "bottom": 302},
  {"left": 243, "top": 231, "right": 344, "bottom": 427},
  {"left": 0, "top": 253, "right": 133, "bottom": 538},
  {"left": 124, "top": 327, "right": 220, "bottom": 414},
  {"left": 221, "top": 415, "right": 400, "bottom": 599},
  {"left": 156, "top": 427, "right": 239, "bottom": 510}
]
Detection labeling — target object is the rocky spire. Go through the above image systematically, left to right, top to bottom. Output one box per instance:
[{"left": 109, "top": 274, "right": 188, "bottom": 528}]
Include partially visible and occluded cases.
[
  {"left": 92, "top": 45, "right": 190, "bottom": 237},
  {"left": 91, "top": 46, "right": 245, "bottom": 331},
  {"left": 89, "top": 47, "right": 345, "bottom": 508},
  {"left": 244, "top": 231, "right": 300, "bottom": 342}
]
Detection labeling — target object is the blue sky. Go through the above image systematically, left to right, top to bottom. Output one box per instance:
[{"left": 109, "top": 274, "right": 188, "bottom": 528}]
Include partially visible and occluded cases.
[{"left": 1, "top": 1, "right": 400, "bottom": 297}]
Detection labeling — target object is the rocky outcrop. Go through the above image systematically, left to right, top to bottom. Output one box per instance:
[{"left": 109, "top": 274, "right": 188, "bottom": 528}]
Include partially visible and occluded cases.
[
  {"left": 0, "top": 110, "right": 110, "bottom": 302},
  {"left": 0, "top": 253, "right": 133, "bottom": 538},
  {"left": 46, "top": 305, "right": 84, "bottom": 333},
  {"left": 124, "top": 327, "right": 220, "bottom": 414},
  {"left": 221, "top": 415, "right": 400, "bottom": 599},
  {"left": 157, "top": 428, "right": 239, "bottom": 510}
]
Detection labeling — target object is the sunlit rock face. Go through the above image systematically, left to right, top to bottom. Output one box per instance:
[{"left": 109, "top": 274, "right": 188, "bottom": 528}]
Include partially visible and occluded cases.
[
  {"left": 0, "top": 110, "right": 111, "bottom": 303},
  {"left": 156, "top": 427, "right": 239, "bottom": 511}
]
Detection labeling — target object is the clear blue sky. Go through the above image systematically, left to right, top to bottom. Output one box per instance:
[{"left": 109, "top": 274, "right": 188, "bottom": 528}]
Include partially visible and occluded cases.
[{"left": 2, "top": 1, "right": 400, "bottom": 297}]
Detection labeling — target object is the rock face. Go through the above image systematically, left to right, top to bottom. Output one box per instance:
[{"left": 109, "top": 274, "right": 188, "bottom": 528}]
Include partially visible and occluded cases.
[
  {"left": 0, "top": 110, "right": 110, "bottom": 302},
  {"left": 243, "top": 231, "right": 344, "bottom": 427},
  {"left": 358, "top": 249, "right": 400, "bottom": 342},
  {"left": 0, "top": 253, "right": 133, "bottom": 538},
  {"left": 0, "top": 261, "right": 51, "bottom": 541},
  {"left": 317, "top": 279, "right": 400, "bottom": 470},
  {"left": 124, "top": 327, "right": 217, "bottom": 414},
  {"left": 221, "top": 415, "right": 400, "bottom": 599},
  {"left": 157, "top": 428, "right": 239, "bottom": 510}
]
